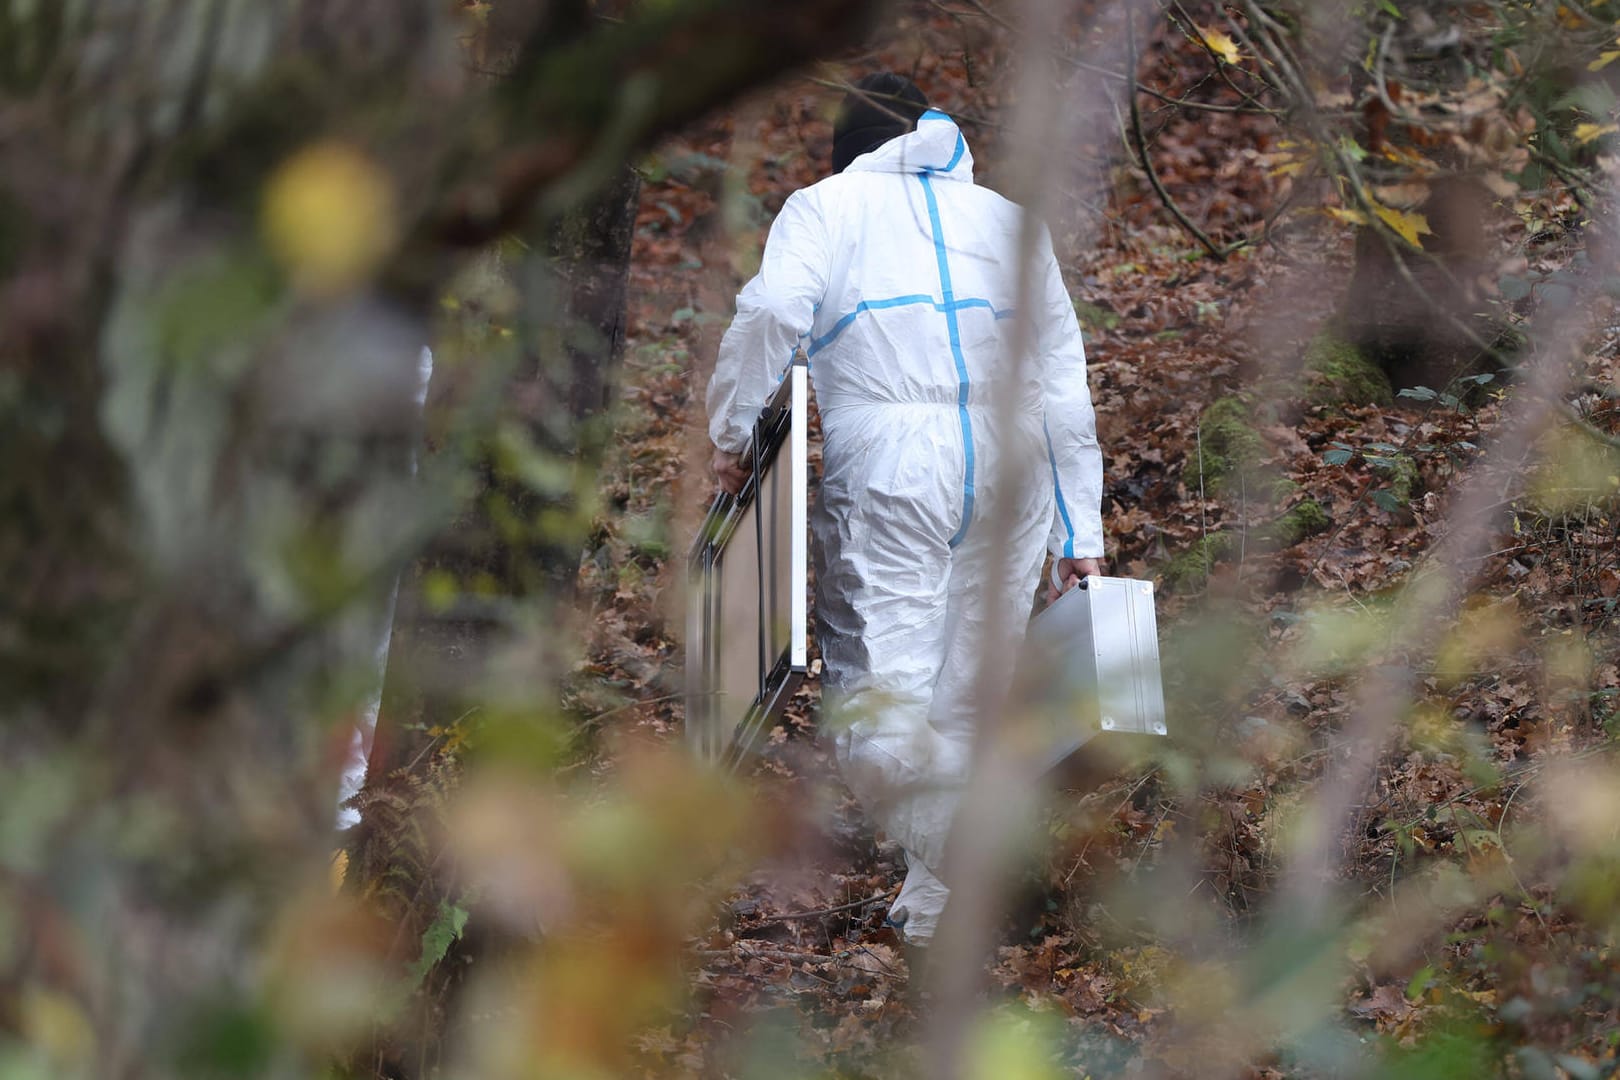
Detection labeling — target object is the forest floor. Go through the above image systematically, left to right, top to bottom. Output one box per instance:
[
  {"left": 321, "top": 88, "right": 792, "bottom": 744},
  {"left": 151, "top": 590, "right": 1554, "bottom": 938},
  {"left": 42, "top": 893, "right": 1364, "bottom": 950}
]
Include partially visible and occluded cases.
[{"left": 571, "top": 4, "right": 1620, "bottom": 1075}]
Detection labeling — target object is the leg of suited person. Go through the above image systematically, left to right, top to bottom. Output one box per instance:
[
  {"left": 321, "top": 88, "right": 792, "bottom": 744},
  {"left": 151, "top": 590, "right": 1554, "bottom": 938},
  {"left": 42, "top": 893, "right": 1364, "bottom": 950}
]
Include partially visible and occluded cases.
[
  {"left": 815, "top": 420, "right": 969, "bottom": 941},
  {"left": 898, "top": 446, "right": 1050, "bottom": 941}
]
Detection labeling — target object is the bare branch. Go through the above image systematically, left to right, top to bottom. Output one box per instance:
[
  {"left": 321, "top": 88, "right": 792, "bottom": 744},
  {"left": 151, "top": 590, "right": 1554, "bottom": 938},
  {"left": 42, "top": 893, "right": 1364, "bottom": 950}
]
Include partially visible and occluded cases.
[{"left": 1125, "top": 7, "right": 1231, "bottom": 260}]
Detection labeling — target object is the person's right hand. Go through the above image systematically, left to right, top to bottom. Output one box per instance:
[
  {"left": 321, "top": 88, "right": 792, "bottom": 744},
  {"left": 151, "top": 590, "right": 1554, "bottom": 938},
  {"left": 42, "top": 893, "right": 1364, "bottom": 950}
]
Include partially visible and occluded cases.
[
  {"left": 712, "top": 447, "right": 751, "bottom": 496},
  {"left": 1046, "top": 557, "right": 1102, "bottom": 602}
]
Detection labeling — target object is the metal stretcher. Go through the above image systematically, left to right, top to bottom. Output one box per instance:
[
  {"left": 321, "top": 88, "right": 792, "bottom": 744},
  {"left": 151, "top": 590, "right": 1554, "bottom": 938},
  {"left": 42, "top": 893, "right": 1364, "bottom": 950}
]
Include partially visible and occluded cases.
[{"left": 685, "top": 360, "right": 809, "bottom": 769}]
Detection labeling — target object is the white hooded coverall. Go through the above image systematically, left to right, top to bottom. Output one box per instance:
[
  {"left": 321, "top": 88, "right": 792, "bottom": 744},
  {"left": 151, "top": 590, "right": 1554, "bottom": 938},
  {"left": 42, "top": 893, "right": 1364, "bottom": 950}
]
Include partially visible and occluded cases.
[{"left": 706, "top": 111, "right": 1104, "bottom": 944}]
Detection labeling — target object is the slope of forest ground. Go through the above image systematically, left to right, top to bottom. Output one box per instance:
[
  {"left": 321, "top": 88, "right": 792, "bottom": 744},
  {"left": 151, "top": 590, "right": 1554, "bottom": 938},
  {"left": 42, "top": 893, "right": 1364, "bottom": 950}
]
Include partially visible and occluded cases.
[{"left": 573, "top": 5, "right": 1620, "bottom": 1075}]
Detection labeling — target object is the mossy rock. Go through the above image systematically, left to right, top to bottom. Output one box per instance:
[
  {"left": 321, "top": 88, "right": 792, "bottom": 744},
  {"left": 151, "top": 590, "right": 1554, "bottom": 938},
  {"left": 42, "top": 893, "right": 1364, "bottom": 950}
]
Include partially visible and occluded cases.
[
  {"left": 1301, "top": 333, "right": 1393, "bottom": 408},
  {"left": 1195, "top": 397, "right": 1267, "bottom": 496},
  {"left": 1261, "top": 497, "right": 1330, "bottom": 547},
  {"left": 1161, "top": 532, "right": 1235, "bottom": 593}
]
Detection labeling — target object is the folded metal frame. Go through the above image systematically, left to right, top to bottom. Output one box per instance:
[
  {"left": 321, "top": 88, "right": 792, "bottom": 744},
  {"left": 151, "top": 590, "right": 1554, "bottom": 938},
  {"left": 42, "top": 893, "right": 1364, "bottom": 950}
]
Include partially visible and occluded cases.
[{"left": 686, "top": 360, "right": 809, "bottom": 770}]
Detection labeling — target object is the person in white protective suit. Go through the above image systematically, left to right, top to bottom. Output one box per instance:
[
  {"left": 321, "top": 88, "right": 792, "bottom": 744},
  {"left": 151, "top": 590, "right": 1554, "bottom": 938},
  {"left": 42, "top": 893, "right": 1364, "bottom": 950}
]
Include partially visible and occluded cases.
[{"left": 706, "top": 74, "right": 1105, "bottom": 947}]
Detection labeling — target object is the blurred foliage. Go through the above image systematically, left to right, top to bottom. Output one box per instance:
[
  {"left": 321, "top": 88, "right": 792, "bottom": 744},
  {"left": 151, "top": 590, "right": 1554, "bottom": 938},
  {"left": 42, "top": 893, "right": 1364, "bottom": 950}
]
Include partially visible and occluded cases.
[
  {"left": 0, "top": 0, "right": 874, "bottom": 1077},
  {"left": 2, "top": 0, "right": 1620, "bottom": 1079}
]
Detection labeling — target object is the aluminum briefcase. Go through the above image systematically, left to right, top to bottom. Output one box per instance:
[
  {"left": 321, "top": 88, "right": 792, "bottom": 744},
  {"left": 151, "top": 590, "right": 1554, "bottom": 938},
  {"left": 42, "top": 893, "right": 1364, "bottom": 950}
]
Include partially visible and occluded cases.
[{"left": 1020, "top": 574, "right": 1168, "bottom": 777}]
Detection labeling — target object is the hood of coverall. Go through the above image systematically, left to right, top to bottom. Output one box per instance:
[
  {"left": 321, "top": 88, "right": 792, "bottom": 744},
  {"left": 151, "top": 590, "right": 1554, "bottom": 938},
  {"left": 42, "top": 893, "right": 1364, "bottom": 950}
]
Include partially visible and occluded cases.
[{"left": 842, "top": 109, "right": 976, "bottom": 183}]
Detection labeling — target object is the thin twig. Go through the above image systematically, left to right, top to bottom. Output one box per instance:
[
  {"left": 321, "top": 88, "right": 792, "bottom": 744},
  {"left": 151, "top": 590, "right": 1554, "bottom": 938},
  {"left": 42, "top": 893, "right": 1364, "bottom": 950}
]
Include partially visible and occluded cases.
[
  {"left": 938, "top": 0, "right": 1279, "bottom": 115},
  {"left": 1168, "top": 0, "right": 1281, "bottom": 113},
  {"left": 1125, "top": 9, "right": 1229, "bottom": 260},
  {"left": 803, "top": 73, "right": 1004, "bottom": 132},
  {"left": 1195, "top": 418, "right": 1211, "bottom": 588},
  {"left": 582, "top": 692, "right": 685, "bottom": 727},
  {"left": 744, "top": 888, "right": 897, "bottom": 924},
  {"left": 692, "top": 945, "right": 905, "bottom": 979},
  {"left": 695, "top": 947, "right": 837, "bottom": 965}
]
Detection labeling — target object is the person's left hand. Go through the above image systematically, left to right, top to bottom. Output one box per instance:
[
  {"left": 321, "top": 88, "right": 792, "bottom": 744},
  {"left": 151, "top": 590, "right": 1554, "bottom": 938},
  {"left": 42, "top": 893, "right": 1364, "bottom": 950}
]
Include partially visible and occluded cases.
[
  {"left": 712, "top": 447, "right": 751, "bottom": 496},
  {"left": 1046, "top": 557, "right": 1102, "bottom": 602}
]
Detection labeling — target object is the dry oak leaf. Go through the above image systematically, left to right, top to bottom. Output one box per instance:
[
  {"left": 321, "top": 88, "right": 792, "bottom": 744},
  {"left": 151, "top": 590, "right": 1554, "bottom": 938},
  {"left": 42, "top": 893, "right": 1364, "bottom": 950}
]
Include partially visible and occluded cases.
[{"left": 1197, "top": 26, "right": 1241, "bottom": 65}]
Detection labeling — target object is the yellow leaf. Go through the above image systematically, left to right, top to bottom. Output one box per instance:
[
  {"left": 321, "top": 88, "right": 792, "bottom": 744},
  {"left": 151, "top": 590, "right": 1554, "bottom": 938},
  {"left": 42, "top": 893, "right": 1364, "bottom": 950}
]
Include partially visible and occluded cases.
[
  {"left": 1198, "top": 26, "right": 1241, "bottom": 65},
  {"left": 1589, "top": 45, "right": 1620, "bottom": 72},
  {"left": 1575, "top": 122, "right": 1619, "bottom": 144},
  {"left": 262, "top": 140, "right": 398, "bottom": 295},
  {"left": 1381, "top": 144, "right": 1435, "bottom": 171},
  {"left": 1271, "top": 159, "right": 1308, "bottom": 178},
  {"left": 1372, "top": 202, "right": 1432, "bottom": 248},
  {"left": 1326, "top": 207, "right": 1370, "bottom": 227},
  {"left": 330, "top": 848, "right": 349, "bottom": 893},
  {"left": 21, "top": 989, "right": 94, "bottom": 1067}
]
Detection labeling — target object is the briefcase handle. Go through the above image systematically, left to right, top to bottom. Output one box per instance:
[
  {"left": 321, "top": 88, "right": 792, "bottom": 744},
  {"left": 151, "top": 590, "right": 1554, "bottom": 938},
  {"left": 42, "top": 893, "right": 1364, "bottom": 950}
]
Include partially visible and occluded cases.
[{"left": 1048, "top": 561, "right": 1095, "bottom": 593}]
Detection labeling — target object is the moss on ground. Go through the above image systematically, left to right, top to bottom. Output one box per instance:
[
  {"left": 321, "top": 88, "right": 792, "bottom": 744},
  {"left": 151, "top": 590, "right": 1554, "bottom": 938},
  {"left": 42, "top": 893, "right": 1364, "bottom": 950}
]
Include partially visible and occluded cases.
[
  {"left": 1074, "top": 299, "right": 1122, "bottom": 333},
  {"left": 1302, "top": 332, "right": 1393, "bottom": 407},
  {"left": 1195, "top": 396, "right": 1266, "bottom": 495},
  {"left": 1268, "top": 476, "right": 1301, "bottom": 505},
  {"left": 1262, "top": 497, "right": 1331, "bottom": 547},
  {"left": 1161, "top": 532, "right": 1235, "bottom": 592}
]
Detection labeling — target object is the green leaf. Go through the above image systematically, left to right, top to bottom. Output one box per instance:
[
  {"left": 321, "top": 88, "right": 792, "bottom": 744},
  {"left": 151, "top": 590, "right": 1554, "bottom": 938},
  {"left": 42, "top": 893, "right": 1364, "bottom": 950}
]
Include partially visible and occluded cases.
[
  {"left": 1378, "top": 0, "right": 1401, "bottom": 16},
  {"left": 1557, "top": 81, "right": 1619, "bottom": 119},
  {"left": 1498, "top": 275, "right": 1531, "bottom": 302},
  {"left": 1542, "top": 282, "right": 1575, "bottom": 309},
  {"left": 1074, "top": 300, "right": 1122, "bottom": 332},
  {"left": 1398, "top": 386, "right": 1438, "bottom": 401},
  {"left": 1323, "top": 448, "right": 1355, "bottom": 465},
  {"left": 1371, "top": 488, "right": 1404, "bottom": 512},
  {"left": 405, "top": 900, "right": 470, "bottom": 991},
  {"left": 1405, "top": 964, "right": 1434, "bottom": 999},
  {"left": 1556, "top": 1054, "right": 1602, "bottom": 1080}
]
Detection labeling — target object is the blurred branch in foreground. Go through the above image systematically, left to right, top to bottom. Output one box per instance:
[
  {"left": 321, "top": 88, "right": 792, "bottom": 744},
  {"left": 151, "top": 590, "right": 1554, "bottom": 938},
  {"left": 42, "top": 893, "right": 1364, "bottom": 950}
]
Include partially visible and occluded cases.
[{"left": 0, "top": 0, "right": 872, "bottom": 1076}]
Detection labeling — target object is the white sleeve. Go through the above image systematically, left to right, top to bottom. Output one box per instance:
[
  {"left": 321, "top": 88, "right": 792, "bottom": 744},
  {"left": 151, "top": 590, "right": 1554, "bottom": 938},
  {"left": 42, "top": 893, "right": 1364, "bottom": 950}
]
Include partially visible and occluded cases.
[
  {"left": 706, "top": 189, "right": 828, "bottom": 453},
  {"left": 1035, "top": 241, "right": 1105, "bottom": 559}
]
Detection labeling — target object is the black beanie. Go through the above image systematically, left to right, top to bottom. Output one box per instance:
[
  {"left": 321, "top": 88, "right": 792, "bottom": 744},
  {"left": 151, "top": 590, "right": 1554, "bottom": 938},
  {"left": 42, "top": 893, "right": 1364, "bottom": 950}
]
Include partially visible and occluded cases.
[{"left": 832, "top": 73, "right": 929, "bottom": 174}]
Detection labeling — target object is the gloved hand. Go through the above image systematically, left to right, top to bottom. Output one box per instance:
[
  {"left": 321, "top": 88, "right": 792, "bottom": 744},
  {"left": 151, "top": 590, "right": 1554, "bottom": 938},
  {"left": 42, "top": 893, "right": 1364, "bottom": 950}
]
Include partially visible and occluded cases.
[
  {"left": 711, "top": 448, "right": 751, "bottom": 496},
  {"left": 1046, "top": 557, "right": 1101, "bottom": 602}
]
